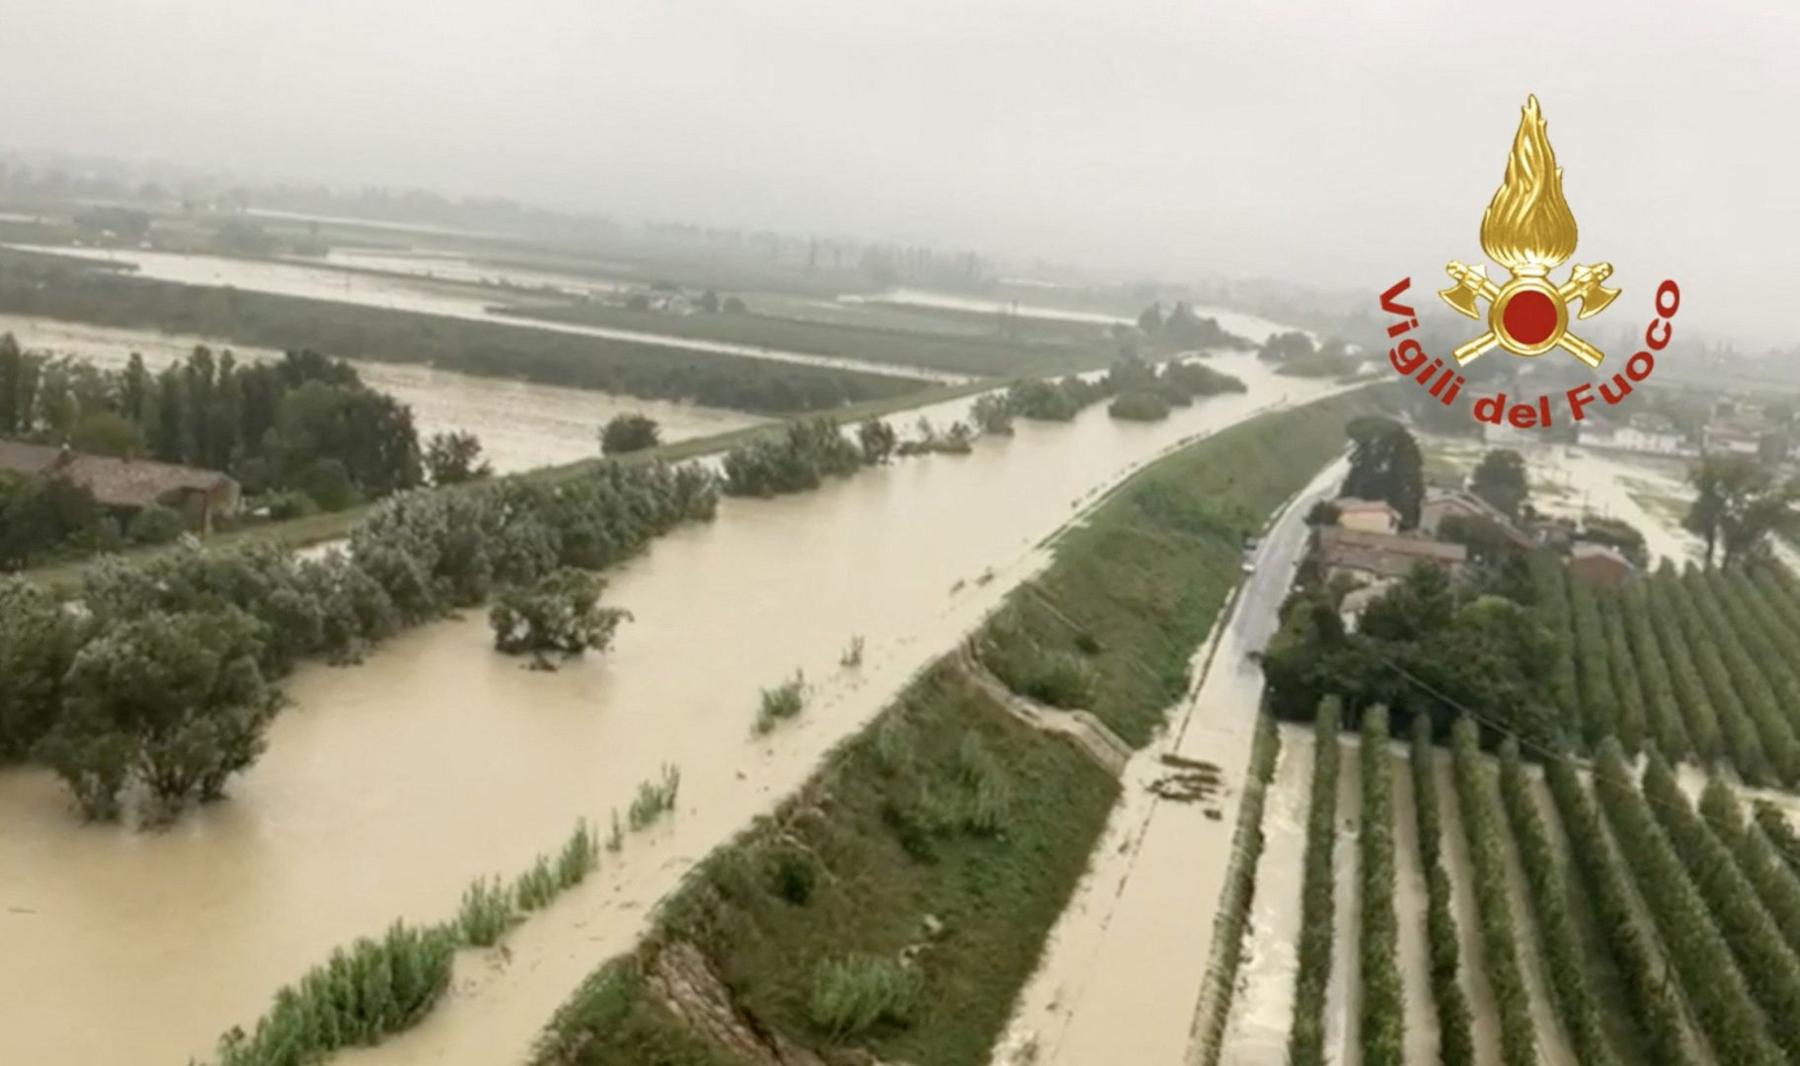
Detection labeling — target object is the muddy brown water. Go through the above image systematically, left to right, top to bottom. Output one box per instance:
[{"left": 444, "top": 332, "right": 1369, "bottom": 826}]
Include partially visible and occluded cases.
[
  {"left": 0, "top": 313, "right": 763, "bottom": 473},
  {"left": 0, "top": 355, "right": 1348, "bottom": 1065}
]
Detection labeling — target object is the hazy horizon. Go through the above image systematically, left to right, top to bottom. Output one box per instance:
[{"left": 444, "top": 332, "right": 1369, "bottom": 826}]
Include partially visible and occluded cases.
[{"left": 4, "top": 0, "right": 1797, "bottom": 347}]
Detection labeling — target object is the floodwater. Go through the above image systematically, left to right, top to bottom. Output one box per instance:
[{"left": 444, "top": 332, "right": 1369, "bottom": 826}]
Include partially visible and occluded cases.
[
  {"left": 4, "top": 243, "right": 965, "bottom": 383},
  {"left": 310, "top": 248, "right": 631, "bottom": 299},
  {"left": 851, "top": 287, "right": 1300, "bottom": 345},
  {"left": 0, "top": 314, "right": 760, "bottom": 474},
  {"left": 0, "top": 355, "right": 1351, "bottom": 1066},
  {"left": 991, "top": 458, "right": 1350, "bottom": 1066},
  {"left": 1322, "top": 738, "right": 1364, "bottom": 1066},
  {"left": 1390, "top": 746, "right": 1440, "bottom": 1065},
  {"left": 1436, "top": 756, "right": 1505, "bottom": 1066},
  {"left": 1492, "top": 773, "right": 1578, "bottom": 1066}
]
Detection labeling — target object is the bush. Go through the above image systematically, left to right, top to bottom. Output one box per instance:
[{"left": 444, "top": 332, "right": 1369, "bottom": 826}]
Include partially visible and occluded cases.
[
  {"left": 1107, "top": 391, "right": 1170, "bottom": 422},
  {"left": 600, "top": 413, "right": 661, "bottom": 456},
  {"left": 722, "top": 418, "right": 861, "bottom": 497},
  {"left": 424, "top": 430, "right": 492, "bottom": 485},
  {"left": 127, "top": 503, "right": 187, "bottom": 545},
  {"left": 755, "top": 672, "right": 808, "bottom": 733},
  {"left": 1288, "top": 697, "right": 1340, "bottom": 1066},
  {"left": 628, "top": 764, "right": 681, "bottom": 831},
  {"left": 770, "top": 845, "right": 819, "bottom": 905},
  {"left": 457, "top": 876, "right": 514, "bottom": 947},
  {"left": 210, "top": 921, "right": 455, "bottom": 1066},
  {"left": 808, "top": 956, "right": 923, "bottom": 1038}
]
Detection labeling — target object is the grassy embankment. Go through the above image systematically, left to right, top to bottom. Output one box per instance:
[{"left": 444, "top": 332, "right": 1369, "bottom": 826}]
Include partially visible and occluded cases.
[
  {"left": 498, "top": 301, "right": 1118, "bottom": 378},
  {"left": 529, "top": 386, "right": 1383, "bottom": 1066}
]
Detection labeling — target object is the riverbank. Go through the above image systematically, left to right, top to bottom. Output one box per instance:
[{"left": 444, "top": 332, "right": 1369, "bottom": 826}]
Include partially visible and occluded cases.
[{"left": 525, "top": 386, "right": 1384, "bottom": 1065}]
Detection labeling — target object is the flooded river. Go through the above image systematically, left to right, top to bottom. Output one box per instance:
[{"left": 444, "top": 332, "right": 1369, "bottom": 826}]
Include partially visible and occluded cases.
[
  {"left": 5, "top": 244, "right": 967, "bottom": 383},
  {"left": 853, "top": 287, "right": 1300, "bottom": 346},
  {"left": 0, "top": 314, "right": 761, "bottom": 473},
  {"left": 0, "top": 354, "right": 1351, "bottom": 1065}
]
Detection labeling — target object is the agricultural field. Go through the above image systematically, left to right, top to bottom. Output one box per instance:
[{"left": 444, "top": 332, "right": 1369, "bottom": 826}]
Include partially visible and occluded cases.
[{"left": 1202, "top": 552, "right": 1800, "bottom": 1066}]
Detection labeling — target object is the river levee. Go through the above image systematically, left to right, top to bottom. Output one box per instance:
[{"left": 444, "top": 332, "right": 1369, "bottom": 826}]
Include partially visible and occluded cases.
[{"left": 0, "top": 353, "right": 1353, "bottom": 1065}]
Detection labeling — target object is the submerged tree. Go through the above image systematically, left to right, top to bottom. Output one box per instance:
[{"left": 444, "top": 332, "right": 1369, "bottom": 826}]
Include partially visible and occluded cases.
[
  {"left": 1469, "top": 449, "right": 1529, "bottom": 519},
  {"left": 1685, "top": 453, "right": 1797, "bottom": 567},
  {"left": 489, "top": 569, "right": 633, "bottom": 669}
]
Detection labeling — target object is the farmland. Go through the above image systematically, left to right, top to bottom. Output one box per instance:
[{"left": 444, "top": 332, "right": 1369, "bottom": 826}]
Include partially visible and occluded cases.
[{"left": 1195, "top": 539, "right": 1800, "bottom": 1065}]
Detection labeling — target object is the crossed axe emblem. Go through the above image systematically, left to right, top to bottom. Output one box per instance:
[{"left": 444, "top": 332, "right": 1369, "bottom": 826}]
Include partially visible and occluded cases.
[{"left": 1437, "top": 261, "right": 1620, "bottom": 367}]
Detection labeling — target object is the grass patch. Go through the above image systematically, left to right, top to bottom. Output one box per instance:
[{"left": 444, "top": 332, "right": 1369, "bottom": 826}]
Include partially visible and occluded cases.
[
  {"left": 754, "top": 671, "right": 808, "bottom": 734},
  {"left": 629, "top": 764, "right": 682, "bottom": 831}
]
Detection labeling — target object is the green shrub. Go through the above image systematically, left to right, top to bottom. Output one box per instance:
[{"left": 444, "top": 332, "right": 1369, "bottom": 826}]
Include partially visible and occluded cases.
[
  {"left": 127, "top": 502, "right": 187, "bottom": 544},
  {"left": 755, "top": 672, "right": 808, "bottom": 734},
  {"left": 629, "top": 764, "right": 682, "bottom": 831},
  {"left": 557, "top": 818, "right": 599, "bottom": 889},
  {"left": 770, "top": 845, "right": 819, "bottom": 905},
  {"left": 515, "top": 854, "right": 558, "bottom": 912},
  {"left": 457, "top": 876, "right": 515, "bottom": 947},
  {"left": 808, "top": 955, "right": 923, "bottom": 1038}
]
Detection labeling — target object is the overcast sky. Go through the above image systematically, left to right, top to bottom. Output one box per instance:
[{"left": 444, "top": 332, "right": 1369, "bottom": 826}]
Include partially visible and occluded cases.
[{"left": 3, "top": 0, "right": 1797, "bottom": 347}]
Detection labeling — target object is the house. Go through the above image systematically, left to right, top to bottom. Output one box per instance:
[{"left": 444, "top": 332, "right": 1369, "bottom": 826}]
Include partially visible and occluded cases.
[
  {"left": 1577, "top": 414, "right": 1693, "bottom": 457},
  {"left": 1702, "top": 424, "right": 1765, "bottom": 457},
  {"left": 0, "top": 441, "right": 240, "bottom": 533},
  {"left": 1419, "top": 488, "right": 1535, "bottom": 550},
  {"left": 1333, "top": 496, "right": 1400, "bottom": 535},
  {"left": 1317, "top": 526, "right": 1468, "bottom": 584},
  {"left": 1568, "top": 541, "right": 1634, "bottom": 588}
]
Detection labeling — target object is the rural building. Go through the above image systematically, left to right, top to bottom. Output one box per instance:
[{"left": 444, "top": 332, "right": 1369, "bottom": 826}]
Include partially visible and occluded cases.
[
  {"left": 1577, "top": 414, "right": 1693, "bottom": 457},
  {"left": 1702, "top": 423, "right": 1767, "bottom": 457},
  {"left": 0, "top": 441, "right": 240, "bottom": 534},
  {"left": 1418, "top": 488, "right": 1535, "bottom": 550},
  {"left": 1333, "top": 496, "right": 1401, "bottom": 535},
  {"left": 1317, "top": 526, "right": 1468, "bottom": 584},
  {"left": 1567, "top": 541, "right": 1634, "bottom": 587}
]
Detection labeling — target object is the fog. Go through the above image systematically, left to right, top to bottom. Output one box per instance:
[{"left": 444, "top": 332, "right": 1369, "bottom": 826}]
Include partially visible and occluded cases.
[{"left": 3, "top": 0, "right": 1796, "bottom": 345}]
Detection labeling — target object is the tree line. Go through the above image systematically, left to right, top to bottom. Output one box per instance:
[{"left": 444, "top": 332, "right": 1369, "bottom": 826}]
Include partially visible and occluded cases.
[{"left": 0, "top": 459, "right": 718, "bottom": 824}]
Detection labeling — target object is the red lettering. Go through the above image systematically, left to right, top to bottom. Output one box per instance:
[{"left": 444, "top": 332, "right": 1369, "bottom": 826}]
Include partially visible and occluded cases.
[
  {"left": 1379, "top": 277, "right": 1416, "bottom": 317},
  {"left": 1656, "top": 280, "right": 1680, "bottom": 318}
]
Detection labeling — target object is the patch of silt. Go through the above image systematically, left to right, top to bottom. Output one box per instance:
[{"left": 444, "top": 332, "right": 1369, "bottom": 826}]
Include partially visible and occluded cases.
[{"left": 1149, "top": 752, "right": 1227, "bottom": 814}]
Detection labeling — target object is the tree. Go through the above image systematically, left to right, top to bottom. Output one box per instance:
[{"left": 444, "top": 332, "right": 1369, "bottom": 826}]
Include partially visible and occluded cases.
[
  {"left": 1136, "top": 302, "right": 1164, "bottom": 335},
  {"left": 970, "top": 393, "right": 1014, "bottom": 435},
  {"left": 69, "top": 410, "right": 143, "bottom": 457},
  {"left": 600, "top": 413, "right": 661, "bottom": 456},
  {"left": 1343, "top": 416, "right": 1425, "bottom": 529},
  {"left": 856, "top": 418, "right": 897, "bottom": 464},
  {"left": 423, "top": 431, "right": 492, "bottom": 485},
  {"left": 1469, "top": 449, "right": 1529, "bottom": 519},
  {"left": 1685, "top": 453, "right": 1797, "bottom": 568},
  {"left": 488, "top": 569, "right": 632, "bottom": 669},
  {"left": 34, "top": 608, "right": 282, "bottom": 821}
]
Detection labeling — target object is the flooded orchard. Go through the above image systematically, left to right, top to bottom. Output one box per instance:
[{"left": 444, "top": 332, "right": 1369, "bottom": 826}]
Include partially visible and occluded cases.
[
  {"left": 0, "top": 314, "right": 762, "bottom": 473},
  {"left": 0, "top": 354, "right": 1347, "bottom": 1065}
]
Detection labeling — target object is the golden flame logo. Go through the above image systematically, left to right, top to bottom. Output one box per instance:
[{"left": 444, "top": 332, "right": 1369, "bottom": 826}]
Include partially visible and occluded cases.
[
  {"left": 1438, "top": 95, "right": 1618, "bottom": 367},
  {"left": 1479, "top": 95, "right": 1577, "bottom": 274}
]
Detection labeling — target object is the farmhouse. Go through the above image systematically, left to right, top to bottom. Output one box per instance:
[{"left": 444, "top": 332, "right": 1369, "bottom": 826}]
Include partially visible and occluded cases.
[
  {"left": 0, "top": 441, "right": 240, "bottom": 533},
  {"left": 1419, "top": 487, "right": 1535, "bottom": 550},
  {"left": 1332, "top": 496, "right": 1400, "bottom": 535},
  {"left": 1316, "top": 525, "right": 1468, "bottom": 584}
]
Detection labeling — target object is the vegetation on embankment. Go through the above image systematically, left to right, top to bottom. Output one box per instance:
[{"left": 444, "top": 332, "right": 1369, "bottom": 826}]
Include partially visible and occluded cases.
[
  {"left": 0, "top": 247, "right": 924, "bottom": 414},
  {"left": 497, "top": 300, "right": 1118, "bottom": 378},
  {"left": 527, "top": 386, "right": 1385, "bottom": 1065}
]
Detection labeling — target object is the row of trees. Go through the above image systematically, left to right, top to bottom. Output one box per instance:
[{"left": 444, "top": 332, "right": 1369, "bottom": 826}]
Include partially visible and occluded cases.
[
  {"left": 1105, "top": 359, "right": 1246, "bottom": 422},
  {"left": 0, "top": 459, "right": 719, "bottom": 822},
  {"left": 1286, "top": 697, "right": 1341, "bottom": 1066},
  {"left": 1357, "top": 707, "right": 1403, "bottom": 1066},
  {"left": 1407, "top": 717, "right": 1475, "bottom": 1065},
  {"left": 1448, "top": 717, "right": 1538, "bottom": 1066},
  {"left": 1495, "top": 740, "right": 1616, "bottom": 1066},
  {"left": 1593, "top": 743, "right": 1786, "bottom": 1065}
]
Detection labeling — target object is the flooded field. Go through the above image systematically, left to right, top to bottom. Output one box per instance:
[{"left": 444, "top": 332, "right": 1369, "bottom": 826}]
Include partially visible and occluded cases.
[
  {"left": 4, "top": 243, "right": 962, "bottom": 382},
  {"left": 310, "top": 248, "right": 632, "bottom": 298},
  {"left": 853, "top": 287, "right": 1299, "bottom": 345},
  {"left": 0, "top": 314, "right": 760, "bottom": 473},
  {"left": 0, "top": 354, "right": 1349, "bottom": 1066}
]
